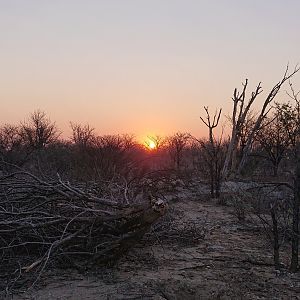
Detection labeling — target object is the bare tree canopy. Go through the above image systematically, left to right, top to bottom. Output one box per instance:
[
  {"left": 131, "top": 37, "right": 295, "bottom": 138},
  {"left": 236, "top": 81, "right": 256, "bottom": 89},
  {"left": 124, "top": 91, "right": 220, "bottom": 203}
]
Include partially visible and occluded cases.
[
  {"left": 223, "top": 65, "right": 299, "bottom": 178},
  {"left": 199, "top": 107, "right": 224, "bottom": 198},
  {"left": 20, "top": 110, "right": 60, "bottom": 149},
  {"left": 70, "top": 122, "right": 95, "bottom": 148},
  {"left": 166, "top": 132, "right": 190, "bottom": 170}
]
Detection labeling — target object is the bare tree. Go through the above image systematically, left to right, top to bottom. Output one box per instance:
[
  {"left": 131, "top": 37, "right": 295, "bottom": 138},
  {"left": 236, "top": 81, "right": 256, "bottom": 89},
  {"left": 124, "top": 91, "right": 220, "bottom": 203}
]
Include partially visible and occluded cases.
[
  {"left": 223, "top": 65, "right": 299, "bottom": 178},
  {"left": 238, "top": 66, "right": 299, "bottom": 175},
  {"left": 222, "top": 79, "right": 262, "bottom": 178},
  {"left": 255, "top": 104, "right": 293, "bottom": 176},
  {"left": 199, "top": 107, "right": 223, "bottom": 198},
  {"left": 20, "top": 110, "right": 59, "bottom": 149},
  {"left": 70, "top": 122, "right": 95, "bottom": 148},
  {"left": 0, "top": 124, "right": 22, "bottom": 152},
  {"left": 0, "top": 124, "right": 28, "bottom": 166},
  {"left": 167, "top": 132, "right": 190, "bottom": 170}
]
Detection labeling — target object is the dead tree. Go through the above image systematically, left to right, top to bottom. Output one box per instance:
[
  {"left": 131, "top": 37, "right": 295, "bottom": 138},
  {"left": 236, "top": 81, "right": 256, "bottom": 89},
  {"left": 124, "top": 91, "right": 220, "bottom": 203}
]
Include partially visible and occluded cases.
[
  {"left": 223, "top": 65, "right": 299, "bottom": 178},
  {"left": 238, "top": 66, "right": 299, "bottom": 175},
  {"left": 222, "top": 79, "right": 262, "bottom": 178},
  {"left": 200, "top": 107, "right": 223, "bottom": 198}
]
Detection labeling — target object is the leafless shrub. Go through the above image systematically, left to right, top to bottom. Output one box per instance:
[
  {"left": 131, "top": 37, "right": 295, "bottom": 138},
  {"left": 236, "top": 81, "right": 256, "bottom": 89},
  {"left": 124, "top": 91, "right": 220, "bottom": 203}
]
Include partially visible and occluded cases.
[
  {"left": 198, "top": 107, "right": 225, "bottom": 199},
  {"left": 226, "top": 181, "right": 293, "bottom": 269}
]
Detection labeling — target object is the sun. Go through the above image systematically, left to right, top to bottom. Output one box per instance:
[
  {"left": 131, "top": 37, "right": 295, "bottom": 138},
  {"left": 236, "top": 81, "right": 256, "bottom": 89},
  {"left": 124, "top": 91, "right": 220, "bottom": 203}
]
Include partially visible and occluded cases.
[
  {"left": 144, "top": 138, "right": 157, "bottom": 150},
  {"left": 149, "top": 140, "right": 156, "bottom": 150}
]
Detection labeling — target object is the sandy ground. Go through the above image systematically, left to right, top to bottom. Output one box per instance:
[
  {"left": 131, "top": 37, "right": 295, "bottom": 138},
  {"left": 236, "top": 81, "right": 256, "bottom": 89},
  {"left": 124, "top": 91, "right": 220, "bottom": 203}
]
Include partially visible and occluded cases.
[{"left": 7, "top": 190, "right": 300, "bottom": 300}]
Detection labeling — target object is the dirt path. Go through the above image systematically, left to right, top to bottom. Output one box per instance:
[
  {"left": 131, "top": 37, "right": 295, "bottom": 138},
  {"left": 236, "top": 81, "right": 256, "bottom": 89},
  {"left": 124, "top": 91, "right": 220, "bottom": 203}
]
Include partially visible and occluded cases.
[{"left": 11, "top": 197, "right": 300, "bottom": 299}]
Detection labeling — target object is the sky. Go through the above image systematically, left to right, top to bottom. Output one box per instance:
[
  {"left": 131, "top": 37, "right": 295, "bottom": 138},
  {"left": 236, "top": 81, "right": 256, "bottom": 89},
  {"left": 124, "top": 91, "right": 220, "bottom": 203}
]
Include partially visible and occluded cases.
[{"left": 0, "top": 0, "right": 299, "bottom": 141}]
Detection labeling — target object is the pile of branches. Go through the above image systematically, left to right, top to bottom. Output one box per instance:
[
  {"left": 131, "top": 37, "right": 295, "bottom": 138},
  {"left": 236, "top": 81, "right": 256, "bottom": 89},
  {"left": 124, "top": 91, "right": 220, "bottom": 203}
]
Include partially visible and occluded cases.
[{"left": 0, "top": 166, "right": 167, "bottom": 293}]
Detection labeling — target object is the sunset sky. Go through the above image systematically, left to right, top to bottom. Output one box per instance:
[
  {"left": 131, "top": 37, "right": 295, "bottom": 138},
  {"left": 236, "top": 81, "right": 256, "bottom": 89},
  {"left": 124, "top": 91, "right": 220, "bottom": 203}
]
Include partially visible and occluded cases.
[{"left": 0, "top": 1, "right": 299, "bottom": 141}]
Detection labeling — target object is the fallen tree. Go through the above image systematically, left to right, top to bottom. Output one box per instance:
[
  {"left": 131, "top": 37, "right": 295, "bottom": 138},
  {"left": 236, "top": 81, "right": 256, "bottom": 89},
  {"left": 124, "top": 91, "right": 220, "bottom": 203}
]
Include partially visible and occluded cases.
[{"left": 0, "top": 164, "right": 167, "bottom": 293}]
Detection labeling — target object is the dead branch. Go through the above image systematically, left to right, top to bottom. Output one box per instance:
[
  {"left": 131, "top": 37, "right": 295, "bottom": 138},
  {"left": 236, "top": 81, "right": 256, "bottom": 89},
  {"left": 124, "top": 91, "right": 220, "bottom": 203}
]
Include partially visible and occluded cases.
[{"left": 0, "top": 165, "right": 167, "bottom": 293}]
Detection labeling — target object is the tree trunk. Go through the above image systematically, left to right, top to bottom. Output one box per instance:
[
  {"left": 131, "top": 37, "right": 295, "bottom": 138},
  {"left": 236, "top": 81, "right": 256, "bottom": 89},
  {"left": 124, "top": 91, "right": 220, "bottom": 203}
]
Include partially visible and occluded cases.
[
  {"left": 222, "top": 130, "right": 237, "bottom": 178},
  {"left": 290, "top": 156, "right": 300, "bottom": 272},
  {"left": 272, "top": 161, "right": 279, "bottom": 177},
  {"left": 210, "top": 163, "right": 215, "bottom": 198},
  {"left": 271, "top": 208, "right": 280, "bottom": 269}
]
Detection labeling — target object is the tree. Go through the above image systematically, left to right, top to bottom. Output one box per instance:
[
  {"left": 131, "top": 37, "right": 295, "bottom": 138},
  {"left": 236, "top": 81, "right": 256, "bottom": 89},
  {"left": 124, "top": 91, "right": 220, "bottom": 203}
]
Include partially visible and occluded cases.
[
  {"left": 223, "top": 65, "right": 299, "bottom": 178},
  {"left": 222, "top": 79, "right": 262, "bottom": 178},
  {"left": 285, "top": 82, "right": 300, "bottom": 152},
  {"left": 254, "top": 83, "right": 300, "bottom": 272},
  {"left": 285, "top": 83, "right": 300, "bottom": 272},
  {"left": 255, "top": 104, "right": 293, "bottom": 176},
  {"left": 199, "top": 107, "right": 224, "bottom": 198},
  {"left": 20, "top": 110, "right": 59, "bottom": 149},
  {"left": 70, "top": 122, "right": 95, "bottom": 148},
  {"left": 0, "top": 124, "right": 22, "bottom": 153},
  {"left": 0, "top": 124, "right": 26, "bottom": 165},
  {"left": 167, "top": 132, "right": 190, "bottom": 170},
  {"left": 92, "top": 134, "right": 136, "bottom": 180},
  {"left": 291, "top": 155, "right": 300, "bottom": 272}
]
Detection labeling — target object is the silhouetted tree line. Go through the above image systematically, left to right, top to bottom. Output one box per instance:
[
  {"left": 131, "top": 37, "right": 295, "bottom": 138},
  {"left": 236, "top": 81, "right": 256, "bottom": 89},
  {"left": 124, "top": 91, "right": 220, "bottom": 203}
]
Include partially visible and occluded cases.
[
  {"left": 1, "top": 65, "right": 300, "bottom": 274},
  {"left": 1, "top": 74, "right": 300, "bottom": 184},
  {"left": 0, "top": 110, "right": 195, "bottom": 183}
]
